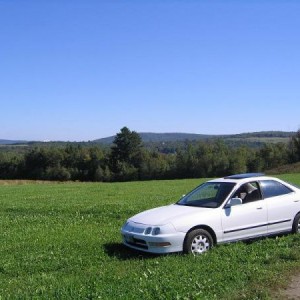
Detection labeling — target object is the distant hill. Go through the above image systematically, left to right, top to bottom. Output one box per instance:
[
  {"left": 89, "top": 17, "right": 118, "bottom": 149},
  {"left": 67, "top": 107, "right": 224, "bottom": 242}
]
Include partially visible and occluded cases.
[
  {"left": 1, "top": 131, "right": 296, "bottom": 147},
  {"left": 93, "top": 131, "right": 296, "bottom": 145},
  {"left": 93, "top": 132, "right": 217, "bottom": 144},
  {"left": 0, "top": 139, "right": 26, "bottom": 145}
]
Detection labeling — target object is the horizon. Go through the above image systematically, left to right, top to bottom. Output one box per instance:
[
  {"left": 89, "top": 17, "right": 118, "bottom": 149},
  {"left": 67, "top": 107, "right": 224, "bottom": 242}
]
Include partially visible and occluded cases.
[
  {"left": 1, "top": 1, "right": 300, "bottom": 141},
  {"left": 1, "top": 129, "right": 297, "bottom": 143}
]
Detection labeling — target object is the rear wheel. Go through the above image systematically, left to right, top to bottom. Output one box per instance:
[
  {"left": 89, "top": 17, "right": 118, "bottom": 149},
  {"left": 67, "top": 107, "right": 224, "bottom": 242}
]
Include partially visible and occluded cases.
[
  {"left": 292, "top": 213, "right": 300, "bottom": 234},
  {"left": 183, "top": 229, "right": 213, "bottom": 255}
]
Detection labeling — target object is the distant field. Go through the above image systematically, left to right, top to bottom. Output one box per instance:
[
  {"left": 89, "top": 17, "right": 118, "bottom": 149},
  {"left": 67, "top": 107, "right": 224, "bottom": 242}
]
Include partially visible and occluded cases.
[
  {"left": 238, "top": 137, "right": 290, "bottom": 144},
  {"left": 1, "top": 175, "right": 300, "bottom": 299}
]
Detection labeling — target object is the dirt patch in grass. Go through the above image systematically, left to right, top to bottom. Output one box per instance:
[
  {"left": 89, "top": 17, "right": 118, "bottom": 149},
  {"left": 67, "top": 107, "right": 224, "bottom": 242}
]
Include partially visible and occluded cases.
[
  {"left": 266, "top": 162, "right": 300, "bottom": 175},
  {"left": 0, "top": 180, "right": 60, "bottom": 185},
  {"left": 279, "top": 273, "right": 300, "bottom": 299}
]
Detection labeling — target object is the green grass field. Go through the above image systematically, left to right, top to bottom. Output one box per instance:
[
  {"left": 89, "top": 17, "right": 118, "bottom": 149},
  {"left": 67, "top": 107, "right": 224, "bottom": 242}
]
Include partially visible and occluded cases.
[{"left": 1, "top": 175, "right": 300, "bottom": 299}]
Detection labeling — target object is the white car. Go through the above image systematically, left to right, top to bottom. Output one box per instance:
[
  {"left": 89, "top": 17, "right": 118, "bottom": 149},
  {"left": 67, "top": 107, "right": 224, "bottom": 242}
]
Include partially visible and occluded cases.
[{"left": 121, "top": 173, "right": 300, "bottom": 255}]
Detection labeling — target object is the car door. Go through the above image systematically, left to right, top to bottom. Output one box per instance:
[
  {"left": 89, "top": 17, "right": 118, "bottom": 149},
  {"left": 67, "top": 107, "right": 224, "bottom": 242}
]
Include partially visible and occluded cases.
[
  {"left": 260, "top": 180, "right": 297, "bottom": 234},
  {"left": 221, "top": 181, "right": 268, "bottom": 242}
]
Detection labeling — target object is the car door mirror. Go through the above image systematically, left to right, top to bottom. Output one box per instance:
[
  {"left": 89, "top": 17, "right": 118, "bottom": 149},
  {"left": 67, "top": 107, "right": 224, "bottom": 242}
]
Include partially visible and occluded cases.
[{"left": 225, "top": 197, "right": 242, "bottom": 208}]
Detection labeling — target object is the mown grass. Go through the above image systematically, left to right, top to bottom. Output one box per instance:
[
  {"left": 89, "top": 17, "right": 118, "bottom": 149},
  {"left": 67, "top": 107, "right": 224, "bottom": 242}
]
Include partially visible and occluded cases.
[{"left": 1, "top": 175, "right": 300, "bottom": 299}]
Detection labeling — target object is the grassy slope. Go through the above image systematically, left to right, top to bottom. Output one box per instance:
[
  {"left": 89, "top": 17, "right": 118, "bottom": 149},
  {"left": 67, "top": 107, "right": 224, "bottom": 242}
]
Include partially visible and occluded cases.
[
  {"left": 266, "top": 162, "right": 300, "bottom": 175},
  {"left": 1, "top": 176, "right": 300, "bottom": 299}
]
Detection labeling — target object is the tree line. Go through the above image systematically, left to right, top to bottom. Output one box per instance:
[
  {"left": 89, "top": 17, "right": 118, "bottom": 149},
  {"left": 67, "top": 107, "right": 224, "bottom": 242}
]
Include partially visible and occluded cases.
[{"left": 1, "top": 127, "right": 300, "bottom": 182}]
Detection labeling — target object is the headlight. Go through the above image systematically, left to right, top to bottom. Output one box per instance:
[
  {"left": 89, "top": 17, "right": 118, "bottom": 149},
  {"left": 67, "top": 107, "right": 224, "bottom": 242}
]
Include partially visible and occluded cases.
[
  {"left": 144, "top": 227, "right": 160, "bottom": 235},
  {"left": 145, "top": 227, "right": 152, "bottom": 235},
  {"left": 152, "top": 227, "right": 160, "bottom": 235}
]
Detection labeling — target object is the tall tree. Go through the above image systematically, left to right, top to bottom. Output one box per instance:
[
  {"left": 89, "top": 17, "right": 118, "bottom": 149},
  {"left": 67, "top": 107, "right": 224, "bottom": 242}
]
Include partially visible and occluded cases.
[
  {"left": 110, "top": 127, "right": 143, "bottom": 179},
  {"left": 289, "top": 130, "right": 300, "bottom": 162}
]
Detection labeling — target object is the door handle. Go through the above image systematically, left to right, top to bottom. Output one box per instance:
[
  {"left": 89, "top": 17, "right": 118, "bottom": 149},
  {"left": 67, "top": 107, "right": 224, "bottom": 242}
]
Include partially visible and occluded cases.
[
  {"left": 294, "top": 200, "right": 300, "bottom": 203},
  {"left": 256, "top": 207, "right": 263, "bottom": 210}
]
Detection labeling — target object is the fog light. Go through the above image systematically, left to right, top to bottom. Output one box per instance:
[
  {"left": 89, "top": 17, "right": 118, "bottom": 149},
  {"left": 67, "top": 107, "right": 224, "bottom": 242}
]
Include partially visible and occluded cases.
[{"left": 148, "top": 242, "right": 171, "bottom": 247}]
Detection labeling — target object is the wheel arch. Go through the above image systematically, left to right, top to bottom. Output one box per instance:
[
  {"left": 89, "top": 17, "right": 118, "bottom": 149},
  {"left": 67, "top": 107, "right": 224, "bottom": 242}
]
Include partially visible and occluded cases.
[
  {"left": 292, "top": 211, "right": 300, "bottom": 233},
  {"left": 184, "top": 225, "right": 217, "bottom": 246}
]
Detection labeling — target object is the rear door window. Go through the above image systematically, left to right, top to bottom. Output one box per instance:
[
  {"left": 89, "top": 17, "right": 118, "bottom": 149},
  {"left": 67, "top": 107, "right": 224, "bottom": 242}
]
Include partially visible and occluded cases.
[{"left": 260, "top": 180, "right": 293, "bottom": 199}]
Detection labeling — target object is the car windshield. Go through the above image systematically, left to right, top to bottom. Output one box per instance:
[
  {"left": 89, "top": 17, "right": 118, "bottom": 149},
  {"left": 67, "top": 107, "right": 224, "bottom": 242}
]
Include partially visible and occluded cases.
[{"left": 177, "top": 182, "right": 236, "bottom": 208}]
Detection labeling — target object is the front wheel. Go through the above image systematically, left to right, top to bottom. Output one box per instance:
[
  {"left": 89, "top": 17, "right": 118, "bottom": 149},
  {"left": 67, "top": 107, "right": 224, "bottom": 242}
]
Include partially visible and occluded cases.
[
  {"left": 292, "top": 213, "right": 300, "bottom": 234},
  {"left": 183, "top": 229, "right": 213, "bottom": 255}
]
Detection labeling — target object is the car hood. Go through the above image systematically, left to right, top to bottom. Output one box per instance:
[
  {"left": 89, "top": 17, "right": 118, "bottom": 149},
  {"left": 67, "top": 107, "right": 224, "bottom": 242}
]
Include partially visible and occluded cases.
[{"left": 129, "top": 204, "right": 212, "bottom": 226}]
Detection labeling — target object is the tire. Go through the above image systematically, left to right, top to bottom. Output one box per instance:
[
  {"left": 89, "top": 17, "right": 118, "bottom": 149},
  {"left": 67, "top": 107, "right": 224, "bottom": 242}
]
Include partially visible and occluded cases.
[
  {"left": 292, "top": 213, "right": 300, "bottom": 234},
  {"left": 183, "top": 229, "right": 213, "bottom": 255}
]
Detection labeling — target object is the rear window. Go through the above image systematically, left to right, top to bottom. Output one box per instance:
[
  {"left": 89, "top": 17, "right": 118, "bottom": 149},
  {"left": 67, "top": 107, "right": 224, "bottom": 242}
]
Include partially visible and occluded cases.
[{"left": 260, "top": 180, "right": 293, "bottom": 199}]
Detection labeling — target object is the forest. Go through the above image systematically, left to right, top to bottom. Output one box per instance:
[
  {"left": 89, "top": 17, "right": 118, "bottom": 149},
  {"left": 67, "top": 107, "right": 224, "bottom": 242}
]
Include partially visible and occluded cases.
[{"left": 0, "top": 127, "right": 300, "bottom": 182}]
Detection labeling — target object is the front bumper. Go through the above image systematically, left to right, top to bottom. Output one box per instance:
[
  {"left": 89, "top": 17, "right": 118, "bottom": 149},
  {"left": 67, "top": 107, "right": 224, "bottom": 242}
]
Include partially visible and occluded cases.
[{"left": 121, "top": 221, "right": 185, "bottom": 254}]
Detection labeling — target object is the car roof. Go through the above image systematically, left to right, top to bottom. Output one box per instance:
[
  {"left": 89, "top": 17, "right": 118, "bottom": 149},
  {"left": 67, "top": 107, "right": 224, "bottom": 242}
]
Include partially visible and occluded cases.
[
  {"left": 207, "top": 173, "right": 300, "bottom": 192},
  {"left": 208, "top": 173, "right": 273, "bottom": 184},
  {"left": 224, "top": 173, "right": 265, "bottom": 179}
]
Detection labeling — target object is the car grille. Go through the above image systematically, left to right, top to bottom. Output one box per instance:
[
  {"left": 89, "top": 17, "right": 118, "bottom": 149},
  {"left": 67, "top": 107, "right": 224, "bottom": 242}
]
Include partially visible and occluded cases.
[{"left": 126, "top": 237, "right": 148, "bottom": 250}]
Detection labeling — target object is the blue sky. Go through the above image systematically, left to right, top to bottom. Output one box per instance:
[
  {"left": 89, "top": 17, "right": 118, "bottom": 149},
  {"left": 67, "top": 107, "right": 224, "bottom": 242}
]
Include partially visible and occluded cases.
[{"left": 1, "top": 0, "right": 299, "bottom": 141}]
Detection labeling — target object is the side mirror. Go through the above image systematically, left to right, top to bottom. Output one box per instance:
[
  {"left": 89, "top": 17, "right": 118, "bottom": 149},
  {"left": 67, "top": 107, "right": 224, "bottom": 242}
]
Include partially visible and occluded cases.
[{"left": 225, "top": 197, "right": 242, "bottom": 208}]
